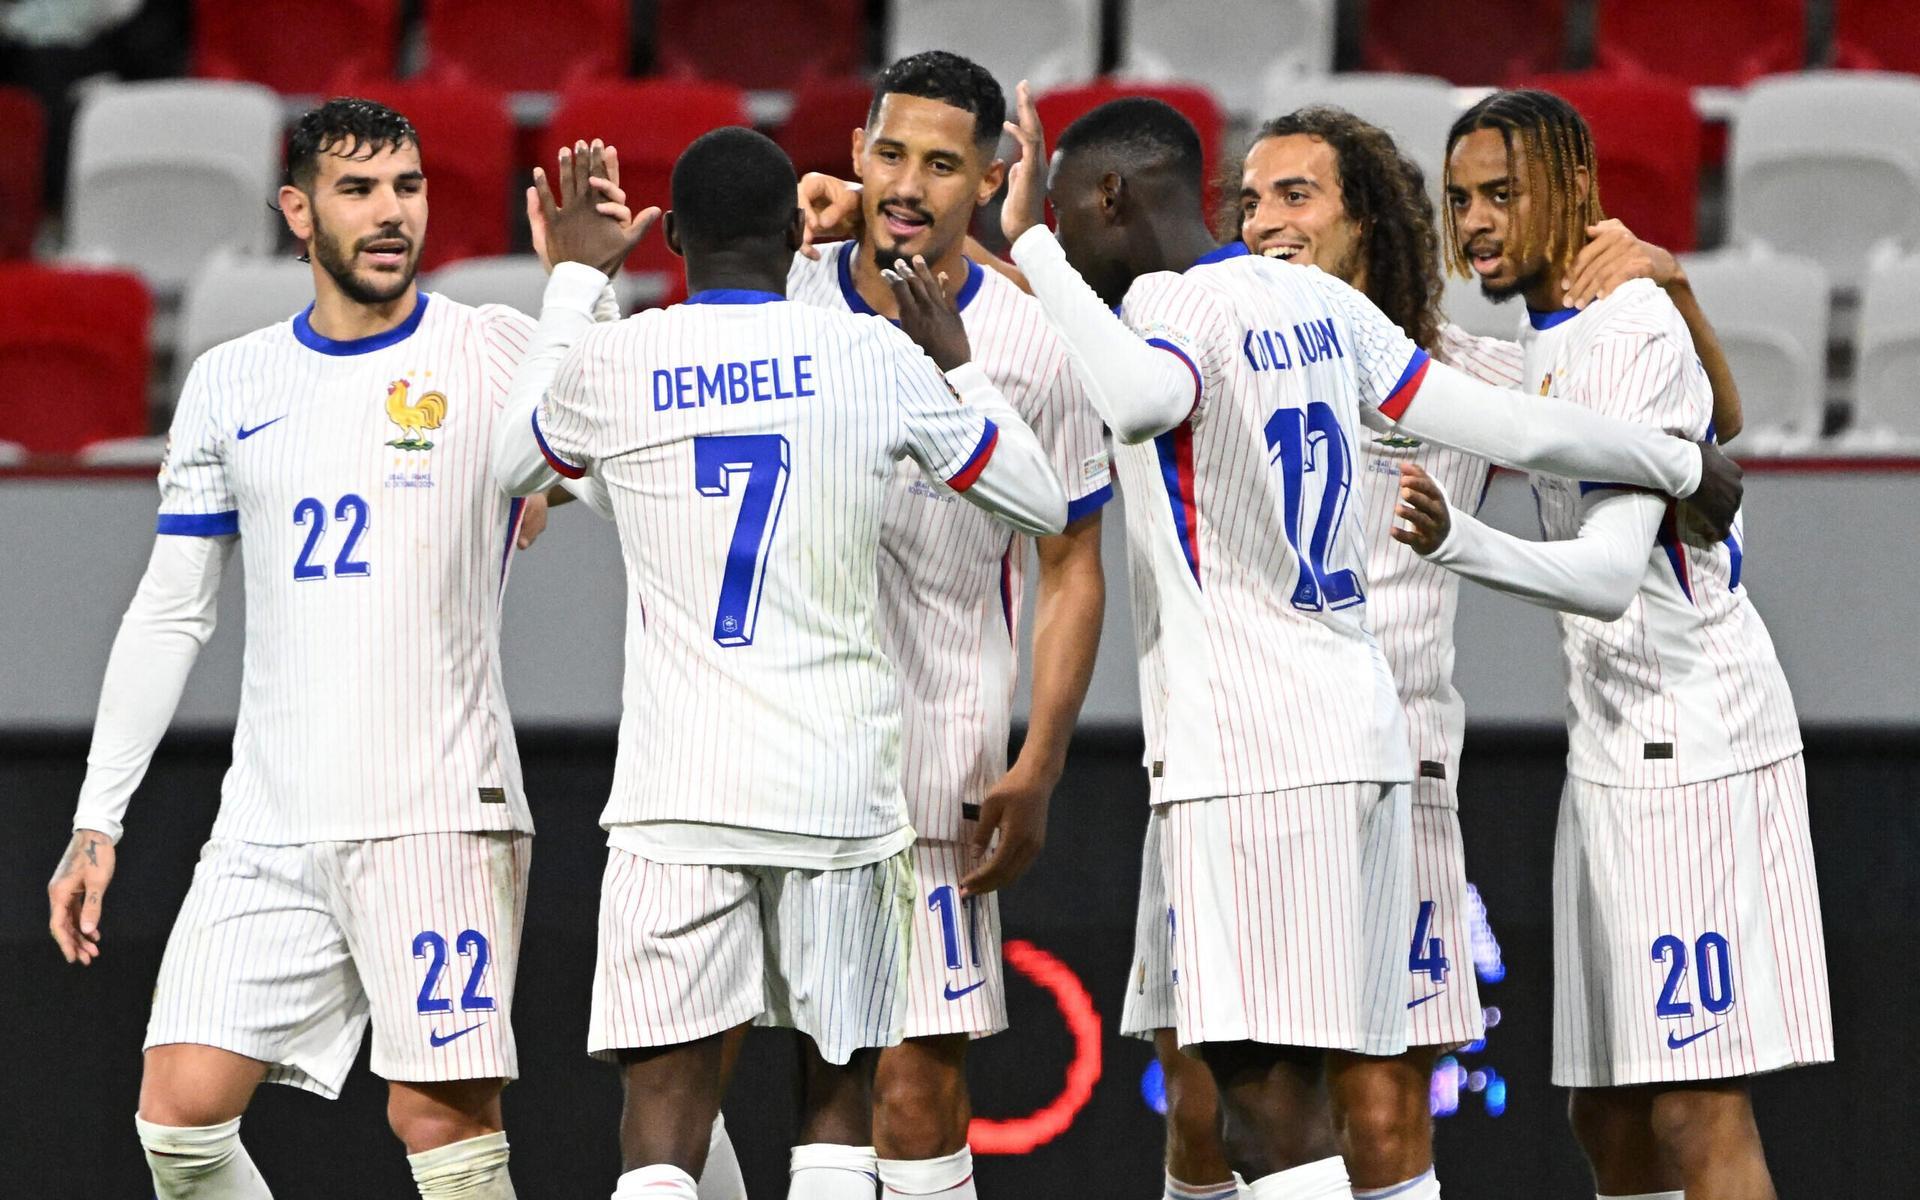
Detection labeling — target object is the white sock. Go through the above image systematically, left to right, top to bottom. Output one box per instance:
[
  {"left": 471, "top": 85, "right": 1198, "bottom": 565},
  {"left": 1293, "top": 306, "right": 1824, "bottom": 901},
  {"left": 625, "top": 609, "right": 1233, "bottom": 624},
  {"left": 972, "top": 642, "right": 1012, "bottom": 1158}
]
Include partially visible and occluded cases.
[
  {"left": 136, "top": 1114, "right": 273, "bottom": 1199},
  {"left": 697, "top": 1115, "right": 748, "bottom": 1200},
  {"left": 408, "top": 1130, "right": 516, "bottom": 1198},
  {"left": 788, "top": 1142, "right": 878, "bottom": 1199},
  {"left": 878, "top": 1146, "right": 975, "bottom": 1197},
  {"left": 1245, "top": 1155, "right": 1352, "bottom": 1200},
  {"left": 614, "top": 1164, "right": 699, "bottom": 1199},
  {"left": 1354, "top": 1168, "right": 1439, "bottom": 1199},
  {"left": 1167, "top": 1172, "right": 1241, "bottom": 1199},
  {"left": 1597, "top": 1193, "right": 1684, "bottom": 1200}
]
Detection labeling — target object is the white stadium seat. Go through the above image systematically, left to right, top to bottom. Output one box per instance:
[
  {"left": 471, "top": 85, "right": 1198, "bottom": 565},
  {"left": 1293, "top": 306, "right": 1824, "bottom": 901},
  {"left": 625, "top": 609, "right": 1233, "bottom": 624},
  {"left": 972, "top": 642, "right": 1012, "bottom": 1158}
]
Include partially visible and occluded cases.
[
  {"left": 886, "top": 0, "right": 1100, "bottom": 98},
  {"left": 1118, "top": 0, "right": 1334, "bottom": 117},
  {"left": 1729, "top": 71, "right": 1920, "bottom": 281},
  {"left": 1256, "top": 73, "right": 1459, "bottom": 202},
  {"left": 65, "top": 80, "right": 283, "bottom": 294},
  {"left": 1678, "top": 248, "right": 1830, "bottom": 446},
  {"left": 175, "top": 251, "right": 315, "bottom": 388},
  {"left": 1851, "top": 254, "right": 1920, "bottom": 449},
  {"left": 426, "top": 255, "right": 552, "bottom": 316}
]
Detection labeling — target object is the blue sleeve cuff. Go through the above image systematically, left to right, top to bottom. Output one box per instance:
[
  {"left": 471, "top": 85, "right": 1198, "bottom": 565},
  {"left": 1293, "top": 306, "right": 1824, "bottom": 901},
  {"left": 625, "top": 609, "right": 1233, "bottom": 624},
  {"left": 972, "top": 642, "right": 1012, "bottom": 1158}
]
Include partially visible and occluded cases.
[
  {"left": 1065, "top": 482, "right": 1114, "bottom": 524},
  {"left": 156, "top": 510, "right": 239, "bottom": 536}
]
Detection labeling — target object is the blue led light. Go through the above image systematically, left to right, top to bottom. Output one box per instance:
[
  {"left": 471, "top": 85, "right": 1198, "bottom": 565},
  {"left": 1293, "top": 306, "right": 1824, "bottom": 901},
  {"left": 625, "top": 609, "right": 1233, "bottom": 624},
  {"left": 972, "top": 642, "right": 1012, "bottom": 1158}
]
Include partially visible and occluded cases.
[
  {"left": 1141, "top": 1059, "right": 1168, "bottom": 1115},
  {"left": 1486, "top": 1073, "right": 1507, "bottom": 1117}
]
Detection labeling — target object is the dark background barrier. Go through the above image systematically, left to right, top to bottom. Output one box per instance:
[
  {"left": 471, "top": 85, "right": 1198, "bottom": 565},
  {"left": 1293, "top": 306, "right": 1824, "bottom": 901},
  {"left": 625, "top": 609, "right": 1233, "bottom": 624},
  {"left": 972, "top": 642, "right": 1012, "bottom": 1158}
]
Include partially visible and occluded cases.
[{"left": 5, "top": 727, "right": 1912, "bottom": 1197}]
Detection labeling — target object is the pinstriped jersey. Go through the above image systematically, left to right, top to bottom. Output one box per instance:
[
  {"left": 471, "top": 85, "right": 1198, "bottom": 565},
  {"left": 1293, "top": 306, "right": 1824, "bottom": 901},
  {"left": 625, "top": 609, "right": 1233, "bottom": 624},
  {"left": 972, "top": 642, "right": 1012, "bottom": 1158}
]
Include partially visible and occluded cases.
[
  {"left": 786, "top": 244, "right": 1113, "bottom": 841},
  {"left": 1114, "top": 245, "right": 1432, "bottom": 801},
  {"left": 1521, "top": 280, "right": 1802, "bottom": 786},
  {"left": 530, "top": 292, "right": 999, "bottom": 843},
  {"left": 154, "top": 293, "right": 534, "bottom": 843},
  {"left": 1358, "top": 323, "right": 1524, "bottom": 800},
  {"left": 1114, "top": 431, "right": 1170, "bottom": 778}
]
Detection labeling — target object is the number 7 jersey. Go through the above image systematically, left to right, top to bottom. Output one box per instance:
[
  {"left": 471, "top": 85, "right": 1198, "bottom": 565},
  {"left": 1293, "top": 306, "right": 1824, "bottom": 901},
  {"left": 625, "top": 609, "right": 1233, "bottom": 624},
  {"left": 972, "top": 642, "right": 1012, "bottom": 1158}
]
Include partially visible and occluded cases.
[
  {"left": 1114, "top": 244, "right": 1431, "bottom": 801},
  {"left": 155, "top": 294, "right": 536, "bottom": 844}
]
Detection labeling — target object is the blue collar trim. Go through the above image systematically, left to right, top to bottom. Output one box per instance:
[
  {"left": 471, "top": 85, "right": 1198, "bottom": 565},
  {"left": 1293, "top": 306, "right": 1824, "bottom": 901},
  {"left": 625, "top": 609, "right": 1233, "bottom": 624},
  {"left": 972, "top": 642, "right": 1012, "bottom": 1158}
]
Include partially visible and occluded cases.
[
  {"left": 1191, "top": 241, "right": 1250, "bottom": 268},
  {"left": 836, "top": 242, "right": 985, "bottom": 322},
  {"left": 683, "top": 289, "right": 785, "bottom": 305},
  {"left": 292, "top": 292, "right": 429, "bottom": 355},
  {"left": 1528, "top": 305, "right": 1581, "bottom": 330}
]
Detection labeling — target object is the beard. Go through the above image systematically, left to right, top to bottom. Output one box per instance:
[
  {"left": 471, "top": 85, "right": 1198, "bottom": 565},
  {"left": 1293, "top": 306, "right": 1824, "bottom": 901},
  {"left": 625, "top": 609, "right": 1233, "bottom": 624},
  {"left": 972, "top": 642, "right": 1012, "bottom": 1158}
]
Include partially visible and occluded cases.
[
  {"left": 310, "top": 215, "right": 418, "bottom": 305},
  {"left": 1476, "top": 256, "right": 1545, "bottom": 302}
]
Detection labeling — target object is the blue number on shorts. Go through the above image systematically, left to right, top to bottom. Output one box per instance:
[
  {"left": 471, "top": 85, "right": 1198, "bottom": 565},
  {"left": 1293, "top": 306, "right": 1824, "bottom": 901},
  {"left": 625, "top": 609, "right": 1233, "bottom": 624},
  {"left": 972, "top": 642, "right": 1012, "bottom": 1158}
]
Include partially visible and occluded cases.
[
  {"left": 1265, "top": 400, "right": 1363, "bottom": 611},
  {"left": 693, "top": 433, "right": 791, "bottom": 647},
  {"left": 292, "top": 493, "right": 373, "bottom": 581},
  {"left": 332, "top": 493, "right": 372, "bottom": 577},
  {"left": 292, "top": 497, "right": 329, "bottom": 581},
  {"left": 928, "top": 884, "right": 964, "bottom": 971},
  {"left": 1409, "top": 899, "right": 1450, "bottom": 983},
  {"left": 1166, "top": 905, "right": 1178, "bottom": 986},
  {"left": 456, "top": 929, "right": 496, "bottom": 1011},
  {"left": 413, "top": 931, "right": 453, "bottom": 1014},
  {"left": 1695, "top": 931, "right": 1735, "bottom": 1015},
  {"left": 1651, "top": 933, "right": 1694, "bottom": 1018}
]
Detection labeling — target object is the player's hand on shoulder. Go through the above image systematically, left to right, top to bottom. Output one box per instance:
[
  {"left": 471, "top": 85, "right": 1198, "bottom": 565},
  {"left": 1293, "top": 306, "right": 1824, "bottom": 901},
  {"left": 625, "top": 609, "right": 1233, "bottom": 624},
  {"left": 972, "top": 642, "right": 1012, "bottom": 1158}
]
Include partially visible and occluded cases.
[
  {"left": 1000, "top": 81, "right": 1048, "bottom": 246},
  {"left": 531, "top": 140, "right": 661, "bottom": 278},
  {"left": 798, "top": 173, "right": 862, "bottom": 260},
  {"left": 1565, "top": 219, "right": 1680, "bottom": 310},
  {"left": 885, "top": 254, "right": 973, "bottom": 373},
  {"left": 1682, "top": 440, "right": 1743, "bottom": 542},
  {"left": 1392, "top": 462, "right": 1453, "bottom": 556},
  {"left": 960, "top": 764, "right": 1054, "bottom": 897},
  {"left": 48, "top": 829, "right": 116, "bottom": 966}
]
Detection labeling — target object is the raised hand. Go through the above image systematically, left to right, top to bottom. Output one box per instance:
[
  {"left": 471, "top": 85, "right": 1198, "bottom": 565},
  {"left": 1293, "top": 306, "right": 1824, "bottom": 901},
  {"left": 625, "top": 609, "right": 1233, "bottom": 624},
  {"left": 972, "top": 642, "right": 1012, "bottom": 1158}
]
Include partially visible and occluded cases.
[
  {"left": 1000, "top": 80, "right": 1049, "bottom": 245},
  {"left": 530, "top": 140, "right": 661, "bottom": 276},
  {"left": 798, "top": 172, "right": 864, "bottom": 260},
  {"left": 1564, "top": 218, "right": 1680, "bottom": 310},
  {"left": 884, "top": 254, "right": 972, "bottom": 373},
  {"left": 1391, "top": 462, "right": 1453, "bottom": 556},
  {"left": 959, "top": 765, "right": 1052, "bottom": 897},
  {"left": 48, "top": 829, "right": 116, "bottom": 965}
]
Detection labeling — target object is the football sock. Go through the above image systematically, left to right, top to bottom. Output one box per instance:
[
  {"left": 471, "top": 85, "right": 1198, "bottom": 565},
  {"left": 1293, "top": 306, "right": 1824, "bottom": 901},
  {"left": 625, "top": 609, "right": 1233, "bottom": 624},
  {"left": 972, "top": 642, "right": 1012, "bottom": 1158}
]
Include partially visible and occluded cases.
[
  {"left": 136, "top": 1114, "right": 273, "bottom": 1200},
  {"left": 697, "top": 1115, "right": 747, "bottom": 1200},
  {"left": 407, "top": 1130, "right": 515, "bottom": 1199},
  {"left": 789, "top": 1142, "right": 879, "bottom": 1199},
  {"left": 878, "top": 1146, "right": 975, "bottom": 1196},
  {"left": 1244, "top": 1155, "right": 1353, "bottom": 1200},
  {"left": 613, "top": 1164, "right": 699, "bottom": 1199},
  {"left": 1353, "top": 1168, "right": 1439, "bottom": 1199},
  {"left": 1167, "top": 1173, "right": 1243, "bottom": 1199}
]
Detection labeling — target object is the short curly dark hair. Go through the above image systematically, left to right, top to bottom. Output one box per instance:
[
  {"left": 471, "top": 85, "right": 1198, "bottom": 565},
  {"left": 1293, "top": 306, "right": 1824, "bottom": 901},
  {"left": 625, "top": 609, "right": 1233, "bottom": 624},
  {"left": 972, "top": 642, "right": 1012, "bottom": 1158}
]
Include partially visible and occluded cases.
[
  {"left": 868, "top": 50, "right": 1006, "bottom": 149},
  {"left": 287, "top": 97, "right": 418, "bottom": 191},
  {"left": 1227, "top": 106, "right": 1446, "bottom": 357}
]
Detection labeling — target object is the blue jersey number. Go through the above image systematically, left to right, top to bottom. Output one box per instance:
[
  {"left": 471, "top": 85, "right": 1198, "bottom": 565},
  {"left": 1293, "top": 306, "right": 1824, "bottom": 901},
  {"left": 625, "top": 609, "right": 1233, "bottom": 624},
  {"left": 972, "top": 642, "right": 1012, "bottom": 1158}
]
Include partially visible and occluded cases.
[
  {"left": 1265, "top": 400, "right": 1362, "bottom": 611},
  {"left": 693, "top": 434, "right": 791, "bottom": 647},
  {"left": 291, "top": 493, "right": 371, "bottom": 581},
  {"left": 927, "top": 884, "right": 983, "bottom": 971},
  {"left": 1409, "top": 899, "right": 1450, "bottom": 983},
  {"left": 413, "top": 929, "right": 496, "bottom": 1014},
  {"left": 1652, "top": 930, "right": 1735, "bottom": 1019}
]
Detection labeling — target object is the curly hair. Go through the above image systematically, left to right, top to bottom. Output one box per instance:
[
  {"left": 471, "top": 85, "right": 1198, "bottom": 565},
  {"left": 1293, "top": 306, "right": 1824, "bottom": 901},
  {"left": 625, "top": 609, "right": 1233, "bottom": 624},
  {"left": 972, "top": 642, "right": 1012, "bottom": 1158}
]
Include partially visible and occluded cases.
[
  {"left": 869, "top": 50, "right": 1006, "bottom": 150},
  {"left": 1443, "top": 89, "right": 1605, "bottom": 285},
  {"left": 287, "top": 97, "right": 418, "bottom": 191},
  {"left": 1229, "top": 106, "right": 1446, "bottom": 356}
]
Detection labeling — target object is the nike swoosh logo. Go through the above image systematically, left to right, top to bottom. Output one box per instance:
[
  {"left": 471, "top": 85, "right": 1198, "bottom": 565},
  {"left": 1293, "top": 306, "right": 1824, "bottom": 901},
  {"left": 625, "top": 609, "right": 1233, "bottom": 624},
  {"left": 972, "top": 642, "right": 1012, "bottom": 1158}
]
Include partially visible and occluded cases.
[
  {"left": 236, "top": 415, "right": 288, "bottom": 440},
  {"left": 943, "top": 980, "right": 986, "bottom": 1001},
  {"left": 1407, "top": 991, "right": 1444, "bottom": 1010},
  {"left": 429, "top": 1021, "right": 488, "bottom": 1047},
  {"left": 1667, "top": 1025, "right": 1720, "bottom": 1050}
]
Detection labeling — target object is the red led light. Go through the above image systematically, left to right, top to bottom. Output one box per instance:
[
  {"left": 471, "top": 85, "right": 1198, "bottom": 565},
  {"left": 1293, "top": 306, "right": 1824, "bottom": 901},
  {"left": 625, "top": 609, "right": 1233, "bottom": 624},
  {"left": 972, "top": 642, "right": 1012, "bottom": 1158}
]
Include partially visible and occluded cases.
[{"left": 968, "top": 938, "right": 1103, "bottom": 1155}]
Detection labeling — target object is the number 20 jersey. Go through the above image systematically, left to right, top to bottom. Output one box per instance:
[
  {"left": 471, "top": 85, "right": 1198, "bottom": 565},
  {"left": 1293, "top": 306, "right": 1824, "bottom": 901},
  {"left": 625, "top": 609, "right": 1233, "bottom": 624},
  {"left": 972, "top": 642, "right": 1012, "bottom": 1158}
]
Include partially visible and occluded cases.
[
  {"left": 1113, "top": 244, "right": 1431, "bottom": 802},
  {"left": 154, "top": 294, "right": 536, "bottom": 844}
]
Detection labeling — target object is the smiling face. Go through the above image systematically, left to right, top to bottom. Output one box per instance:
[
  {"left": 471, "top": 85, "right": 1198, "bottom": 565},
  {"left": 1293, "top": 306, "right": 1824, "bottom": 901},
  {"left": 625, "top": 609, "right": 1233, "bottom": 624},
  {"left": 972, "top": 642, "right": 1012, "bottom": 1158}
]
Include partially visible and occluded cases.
[
  {"left": 852, "top": 93, "right": 1003, "bottom": 266},
  {"left": 1444, "top": 126, "right": 1544, "bottom": 301},
  {"left": 1237, "top": 133, "right": 1365, "bottom": 288},
  {"left": 282, "top": 139, "right": 427, "bottom": 306}
]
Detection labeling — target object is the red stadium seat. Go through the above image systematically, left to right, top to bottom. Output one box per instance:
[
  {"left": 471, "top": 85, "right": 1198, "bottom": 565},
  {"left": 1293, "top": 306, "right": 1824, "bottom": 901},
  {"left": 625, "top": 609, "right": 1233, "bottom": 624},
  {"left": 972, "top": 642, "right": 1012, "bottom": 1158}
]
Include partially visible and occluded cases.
[
  {"left": 193, "top": 0, "right": 402, "bottom": 93},
  {"left": 420, "top": 0, "right": 628, "bottom": 91},
  {"left": 654, "top": 0, "right": 864, "bottom": 90},
  {"left": 1362, "top": 0, "right": 1566, "bottom": 84},
  {"left": 1595, "top": 0, "right": 1804, "bottom": 87},
  {"left": 1833, "top": 0, "right": 1920, "bottom": 73},
  {"left": 1525, "top": 72, "right": 1703, "bottom": 253},
  {"left": 777, "top": 77, "right": 875, "bottom": 181},
  {"left": 542, "top": 80, "right": 751, "bottom": 304},
  {"left": 1035, "top": 80, "right": 1227, "bottom": 207},
  {"left": 348, "top": 82, "right": 515, "bottom": 271},
  {"left": 0, "top": 88, "right": 44, "bottom": 260},
  {"left": 0, "top": 265, "right": 152, "bottom": 455}
]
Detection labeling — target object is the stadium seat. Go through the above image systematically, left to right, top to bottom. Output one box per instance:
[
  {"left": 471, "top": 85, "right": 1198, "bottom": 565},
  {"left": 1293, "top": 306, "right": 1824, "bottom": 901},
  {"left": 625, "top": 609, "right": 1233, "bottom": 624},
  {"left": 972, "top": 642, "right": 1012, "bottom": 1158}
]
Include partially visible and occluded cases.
[
  {"left": 193, "top": 0, "right": 402, "bottom": 93},
  {"left": 420, "top": 0, "right": 628, "bottom": 91},
  {"left": 654, "top": 0, "right": 864, "bottom": 90},
  {"left": 887, "top": 0, "right": 1101, "bottom": 97},
  {"left": 1116, "top": 0, "right": 1335, "bottom": 117},
  {"left": 1361, "top": 0, "right": 1566, "bottom": 84},
  {"left": 1595, "top": 0, "right": 1804, "bottom": 87},
  {"left": 1833, "top": 0, "right": 1920, "bottom": 74},
  {"left": 1525, "top": 72, "right": 1703, "bottom": 254},
  {"left": 1728, "top": 72, "right": 1920, "bottom": 280},
  {"left": 1257, "top": 74, "right": 1458, "bottom": 202},
  {"left": 777, "top": 77, "right": 875, "bottom": 181},
  {"left": 65, "top": 80, "right": 283, "bottom": 293},
  {"left": 542, "top": 80, "right": 751, "bottom": 304},
  {"left": 1035, "top": 81, "right": 1228, "bottom": 207},
  {"left": 349, "top": 82, "right": 514, "bottom": 271},
  {"left": 0, "top": 88, "right": 44, "bottom": 260},
  {"left": 1677, "top": 249, "right": 1829, "bottom": 443},
  {"left": 175, "top": 251, "right": 316, "bottom": 388},
  {"left": 426, "top": 255, "right": 551, "bottom": 315},
  {"left": 1852, "top": 255, "right": 1920, "bottom": 446},
  {"left": 0, "top": 264, "right": 152, "bottom": 455}
]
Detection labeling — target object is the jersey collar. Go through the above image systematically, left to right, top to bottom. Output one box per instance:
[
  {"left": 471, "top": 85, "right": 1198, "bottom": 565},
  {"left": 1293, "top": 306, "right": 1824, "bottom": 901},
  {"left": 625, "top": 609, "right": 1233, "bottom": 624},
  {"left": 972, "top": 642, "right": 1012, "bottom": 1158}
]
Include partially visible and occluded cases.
[
  {"left": 835, "top": 241, "right": 985, "bottom": 322},
  {"left": 1189, "top": 241, "right": 1250, "bottom": 269},
  {"left": 683, "top": 289, "right": 786, "bottom": 305},
  {"left": 292, "top": 292, "right": 430, "bottom": 355},
  {"left": 1527, "top": 305, "right": 1582, "bottom": 330}
]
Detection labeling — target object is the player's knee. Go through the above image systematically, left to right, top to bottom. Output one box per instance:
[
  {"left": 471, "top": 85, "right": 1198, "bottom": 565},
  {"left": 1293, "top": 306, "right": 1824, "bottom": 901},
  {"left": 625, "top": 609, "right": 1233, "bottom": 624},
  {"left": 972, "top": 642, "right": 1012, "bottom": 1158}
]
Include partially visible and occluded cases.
[
  {"left": 874, "top": 1050, "right": 969, "bottom": 1157},
  {"left": 1163, "top": 1059, "right": 1223, "bottom": 1158},
  {"left": 386, "top": 1079, "right": 504, "bottom": 1155},
  {"left": 1336, "top": 1084, "right": 1426, "bottom": 1176},
  {"left": 1647, "top": 1087, "right": 1749, "bottom": 1165}
]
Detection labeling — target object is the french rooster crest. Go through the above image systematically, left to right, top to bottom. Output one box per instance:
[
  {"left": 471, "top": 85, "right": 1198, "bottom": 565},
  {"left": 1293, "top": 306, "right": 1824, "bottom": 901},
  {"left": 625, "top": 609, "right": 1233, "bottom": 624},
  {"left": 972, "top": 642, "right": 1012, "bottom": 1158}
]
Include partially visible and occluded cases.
[{"left": 385, "top": 378, "right": 447, "bottom": 450}]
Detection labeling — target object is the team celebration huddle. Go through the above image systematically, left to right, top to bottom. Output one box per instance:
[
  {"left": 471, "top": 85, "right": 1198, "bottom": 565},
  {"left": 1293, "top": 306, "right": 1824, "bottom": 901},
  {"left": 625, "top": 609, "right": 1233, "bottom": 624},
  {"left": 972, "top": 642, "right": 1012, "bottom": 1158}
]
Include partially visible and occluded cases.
[{"left": 44, "top": 46, "right": 1829, "bottom": 1200}]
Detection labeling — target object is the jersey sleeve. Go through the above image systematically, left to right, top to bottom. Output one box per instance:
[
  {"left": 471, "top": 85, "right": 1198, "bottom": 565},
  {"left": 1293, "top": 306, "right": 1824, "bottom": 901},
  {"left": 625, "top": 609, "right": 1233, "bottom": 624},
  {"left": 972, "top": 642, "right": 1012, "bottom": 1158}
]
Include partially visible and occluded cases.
[
  {"left": 1313, "top": 270, "right": 1431, "bottom": 420},
  {"left": 1121, "top": 271, "right": 1235, "bottom": 419},
  {"left": 476, "top": 303, "right": 535, "bottom": 409},
  {"left": 1566, "top": 326, "right": 1708, "bottom": 494},
  {"left": 531, "top": 336, "right": 603, "bottom": 480},
  {"left": 892, "top": 340, "right": 997, "bottom": 485},
  {"left": 1032, "top": 356, "right": 1112, "bottom": 525},
  {"left": 155, "top": 358, "right": 238, "bottom": 537}
]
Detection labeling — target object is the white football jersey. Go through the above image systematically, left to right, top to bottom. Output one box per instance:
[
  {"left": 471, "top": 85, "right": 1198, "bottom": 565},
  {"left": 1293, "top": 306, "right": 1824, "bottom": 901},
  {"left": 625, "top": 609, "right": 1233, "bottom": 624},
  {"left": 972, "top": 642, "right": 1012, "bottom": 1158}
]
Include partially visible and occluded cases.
[
  {"left": 787, "top": 244, "right": 1112, "bottom": 841},
  {"left": 1113, "top": 244, "right": 1431, "bottom": 801},
  {"left": 1521, "top": 280, "right": 1802, "bottom": 785},
  {"left": 530, "top": 291, "right": 1002, "bottom": 843},
  {"left": 155, "top": 294, "right": 536, "bottom": 843},
  {"left": 1358, "top": 323, "right": 1524, "bottom": 796},
  {"left": 1114, "top": 432, "right": 1169, "bottom": 778}
]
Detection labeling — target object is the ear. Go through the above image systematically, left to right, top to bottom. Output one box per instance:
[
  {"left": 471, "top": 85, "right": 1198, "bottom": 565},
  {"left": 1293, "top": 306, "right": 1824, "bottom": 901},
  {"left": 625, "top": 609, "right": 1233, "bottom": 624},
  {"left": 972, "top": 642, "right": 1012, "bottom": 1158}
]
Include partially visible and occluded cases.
[
  {"left": 850, "top": 127, "right": 867, "bottom": 182},
  {"left": 976, "top": 156, "right": 1007, "bottom": 208},
  {"left": 1572, "top": 163, "right": 1591, "bottom": 208},
  {"left": 1099, "top": 171, "right": 1124, "bottom": 223},
  {"left": 279, "top": 183, "right": 313, "bottom": 243},
  {"left": 785, "top": 206, "right": 805, "bottom": 252},
  {"left": 663, "top": 211, "right": 684, "bottom": 259}
]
